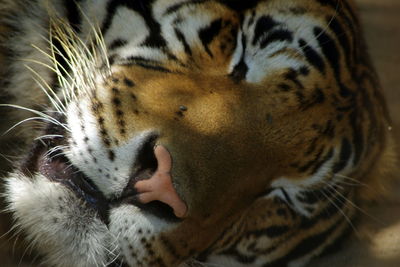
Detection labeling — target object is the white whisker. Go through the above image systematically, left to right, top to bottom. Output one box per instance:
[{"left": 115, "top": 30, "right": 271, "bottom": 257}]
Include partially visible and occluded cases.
[
  {"left": 24, "top": 65, "right": 67, "bottom": 114},
  {"left": 0, "top": 104, "right": 70, "bottom": 134},
  {"left": 2, "top": 117, "right": 51, "bottom": 136},
  {"left": 35, "top": 134, "right": 64, "bottom": 140},
  {"left": 335, "top": 174, "right": 370, "bottom": 188},
  {"left": 325, "top": 182, "right": 385, "bottom": 226},
  {"left": 320, "top": 187, "right": 358, "bottom": 234}
]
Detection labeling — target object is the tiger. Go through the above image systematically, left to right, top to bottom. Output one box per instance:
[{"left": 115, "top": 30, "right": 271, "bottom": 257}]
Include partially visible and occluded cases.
[{"left": 0, "top": 0, "right": 396, "bottom": 266}]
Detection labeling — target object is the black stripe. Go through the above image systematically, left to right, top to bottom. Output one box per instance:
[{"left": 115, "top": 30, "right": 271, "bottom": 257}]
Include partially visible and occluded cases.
[
  {"left": 63, "top": 0, "right": 83, "bottom": 33},
  {"left": 101, "top": 0, "right": 120, "bottom": 34},
  {"left": 102, "top": 0, "right": 166, "bottom": 48},
  {"left": 164, "top": 0, "right": 208, "bottom": 15},
  {"left": 219, "top": 0, "right": 259, "bottom": 11},
  {"left": 316, "top": 0, "right": 340, "bottom": 8},
  {"left": 317, "top": 0, "right": 359, "bottom": 27},
  {"left": 317, "top": 0, "right": 360, "bottom": 64},
  {"left": 340, "top": 0, "right": 360, "bottom": 26},
  {"left": 339, "top": 6, "right": 360, "bottom": 60},
  {"left": 252, "top": 15, "right": 279, "bottom": 46},
  {"left": 328, "top": 17, "right": 353, "bottom": 70},
  {"left": 198, "top": 19, "right": 223, "bottom": 57},
  {"left": 314, "top": 27, "right": 353, "bottom": 98},
  {"left": 314, "top": 27, "right": 340, "bottom": 79},
  {"left": 174, "top": 28, "right": 192, "bottom": 56},
  {"left": 260, "top": 30, "right": 293, "bottom": 49},
  {"left": 229, "top": 34, "right": 248, "bottom": 83},
  {"left": 109, "top": 38, "right": 128, "bottom": 50},
  {"left": 298, "top": 39, "right": 326, "bottom": 74},
  {"left": 122, "top": 56, "right": 172, "bottom": 73},
  {"left": 230, "top": 59, "right": 248, "bottom": 83},
  {"left": 130, "top": 62, "right": 171, "bottom": 73},
  {"left": 299, "top": 66, "right": 310, "bottom": 76},
  {"left": 284, "top": 69, "right": 304, "bottom": 89},
  {"left": 358, "top": 73, "right": 379, "bottom": 148},
  {"left": 278, "top": 83, "right": 291, "bottom": 92},
  {"left": 299, "top": 87, "right": 325, "bottom": 111},
  {"left": 311, "top": 87, "right": 326, "bottom": 107},
  {"left": 349, "top": 110, "right": 364, "bottom": 165},
  {"left": 322, "top": 120, "right": 335, "bottom": 138},
  {"left": 304, "top": 138, "right": 319, "bottom": 156},
  {"left": 332, "top": 138, "right": 352, "bottom": 173},
  {"left": 298, "top": 146, "right": 325, "bottom": 173},
  {"left": 311, "top": 148, "right": 334, "bottom": 174},
  {"left": 298, "top": 184, "right": 346, "bottom": 212},
  {"left": 315, "top": 187, "right": 349, "bottom": 221},
  {"left": 280, "top": 188, "right": 294, "bottom": 206},
  {"left": 267, "top": 189, "right": 352, "bottom": 266},
  {"left": 297, "top": 190, "right": 320, "bottom": 205},
  {"left": 266, "top": 212, "right": 348, "bottom": 266},
  {"left": 274, "top": 221, "right": 340, "bottom": 264},
  {"left": 319, "top": 222, "right": 352, "bottom": 256},
  {"left": 250, "top": 225, "right": 290, "bottom": 239},
  {"left": 222, "top": 248, "right": 256, "bottom": 264}
]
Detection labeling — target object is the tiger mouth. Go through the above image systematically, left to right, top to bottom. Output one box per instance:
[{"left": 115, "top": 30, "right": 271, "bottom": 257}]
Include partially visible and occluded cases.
[
  {"left": 20, "top": 125, "right": 180, "bottom": 224},
  {"left": 20, "top": 135, "right": 111, "bottom": 223}
]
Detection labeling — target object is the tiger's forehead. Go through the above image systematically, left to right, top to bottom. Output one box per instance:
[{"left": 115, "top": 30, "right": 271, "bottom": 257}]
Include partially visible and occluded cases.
[
  {"left": 77, "top": 0, "right": 331, "bottom": 83},
  {"left": 80, "top": 1, "right": 238, "bottom": 68}
]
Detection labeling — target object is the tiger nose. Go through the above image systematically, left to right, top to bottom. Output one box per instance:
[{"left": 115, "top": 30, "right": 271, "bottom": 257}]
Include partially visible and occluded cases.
[{"left": 134, "top": 145, "right": 188, "bottom": 218}]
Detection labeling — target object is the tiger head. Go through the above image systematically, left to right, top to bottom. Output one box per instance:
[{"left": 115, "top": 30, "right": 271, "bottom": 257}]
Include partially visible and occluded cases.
[{"left": 3, "top": 0, "right": 395, "bottom": 266}]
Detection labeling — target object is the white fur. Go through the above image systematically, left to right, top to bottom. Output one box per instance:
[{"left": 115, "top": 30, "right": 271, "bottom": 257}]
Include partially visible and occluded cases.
[
  {"left": 3, "top": 0, "right": 351, "bottom": 266},
  {"left": 67, "top": 97, "right": 156, "bottom": 197},
  {"left": 5, "top": 173, "right": 116, "bottom": 267},
  {"left": 109, "top": 205, "right": 174, "bottom": 266}
]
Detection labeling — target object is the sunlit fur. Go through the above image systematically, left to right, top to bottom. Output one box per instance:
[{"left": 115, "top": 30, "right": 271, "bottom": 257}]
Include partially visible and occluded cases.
[{"left": 0, "top": 0, "right": 396, "bottom": 266}]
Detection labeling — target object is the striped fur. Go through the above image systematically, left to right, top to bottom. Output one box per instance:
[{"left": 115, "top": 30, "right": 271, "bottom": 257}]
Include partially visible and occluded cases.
[{"left": 0, "top": 0, "right": 395, "bottom": 266}]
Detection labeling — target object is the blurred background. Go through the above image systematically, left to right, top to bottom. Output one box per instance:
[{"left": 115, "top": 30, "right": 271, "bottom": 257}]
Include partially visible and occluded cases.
[{"left": 0, "top": 0, "right": 399, "bottom": 266}]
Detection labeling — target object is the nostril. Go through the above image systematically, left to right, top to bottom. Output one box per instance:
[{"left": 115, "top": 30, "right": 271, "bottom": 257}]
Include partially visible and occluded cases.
[
  {"left": 130, "top": 135, "right": 158, "bottom": 182},
  {"left": 118, "top": 137, "right": 188, "bottom": 220},
  {"left": 134, "top": 145, "right": 188, "bottom": 218}
]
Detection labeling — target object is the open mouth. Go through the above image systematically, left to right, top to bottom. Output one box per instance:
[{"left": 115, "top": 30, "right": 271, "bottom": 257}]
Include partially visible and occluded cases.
[
  {"left": 20, "top": 122, "right": 181, "bottom": 223},
  {"left": 19, "top": 130, "right": 111, "bottom": 222}
]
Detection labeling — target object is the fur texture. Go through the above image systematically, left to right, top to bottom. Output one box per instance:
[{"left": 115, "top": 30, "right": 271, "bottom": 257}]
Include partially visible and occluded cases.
[{"left": 0, "top": 0, "right": 396, "bottom": 266}]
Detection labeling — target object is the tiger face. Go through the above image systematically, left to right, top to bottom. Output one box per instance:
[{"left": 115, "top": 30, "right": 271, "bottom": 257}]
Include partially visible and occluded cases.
[{"left": 1, "top": 0, "right": 395, "bottom": 266}]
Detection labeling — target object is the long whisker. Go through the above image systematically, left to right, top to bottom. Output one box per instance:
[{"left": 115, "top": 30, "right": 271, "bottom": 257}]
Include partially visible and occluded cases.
[
  {"left": 23, "top": 65, "right": 67, "bottom": 114},
  {"left": 0, "top": 105, "right": 70, "bottom": 134},
  {"left": 2, "top": 117, "right": 55, "bottom": 136},
  {"left": 35, "top": 134, "right": 64, "bottom": 140},
  {"left": 44, "top": 145, "right": 69, "bottom": 159},
  {"left": 0, "top": 152, "right": 14, "bottom": 164},
  {"left": 335, "top": 174, "right": 370, "bottom": 188},
  {"left": 325, "top": 182, "right": 385, "bottom": 226},
  {"left": 320, "top": 188, "right": 358, "bottom": 234}
]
